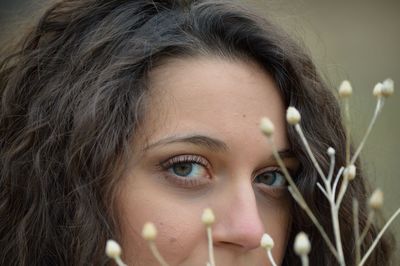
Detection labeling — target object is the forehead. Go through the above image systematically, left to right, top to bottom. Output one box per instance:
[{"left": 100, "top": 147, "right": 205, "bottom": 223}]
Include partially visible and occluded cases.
[{"left": 138, "top": 56, "right": 287, "bottom": 150}]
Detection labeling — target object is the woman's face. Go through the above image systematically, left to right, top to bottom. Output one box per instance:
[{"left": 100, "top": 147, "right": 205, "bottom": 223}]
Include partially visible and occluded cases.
[{"left": 116, "top": 57, "right": 298, "bottom": 265}]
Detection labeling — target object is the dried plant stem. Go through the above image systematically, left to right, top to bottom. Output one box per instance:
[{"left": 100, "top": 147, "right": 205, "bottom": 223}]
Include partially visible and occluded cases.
[
  {"left": 344, "top": 98, "right": 351, "bottom": 165},
  {"left": 350, "top": 98, "right": 384, "bottom": 166},
  {"left": 294, "top": 124, "right": 345, "bottom": 265},
  {"left": 294, "top": 124, "right": 327, "bottom": 181},
  {"left": 267, "top": 137, "right": 339, "bottom": 260},
  {"left": 327, "top": 151, "right": 336, "bottom": 183},
  {"left": 332, "top": 167, "right": 344, "bottom": 197},
  {"left": 322, "top": 178, "right": 345, "bottom": 266},
  {"left": 336, "top": 178, "right": 349, "bottom": 209},
  {"left": 316, "top": 182, "right": 329, "bottom": 199},
  {"left": 353, "top": 199, "right": 361, "bottom": 265},
  {"left": 331, "top": 206, "right": 345, "bottom": 266},
  {"left": 359, "top": 207, "right": 400, "bottom": 266},
  {"left": 359, "top": 211, "right": 375, "bottom": 243},
  {"left": 206, "top": 226, "right": 216, "bottom": 266},
  {"left": 149, "top": 241, "right": 169, "bottom": 266},
  {"left": 266, "top": 249, "right": 277, "bottom": 266},
  {"left": 300, "top": 255, "right": 309, "bottom": 266},
  {"left": 114, "top": 257, "right": 127, "bottom": 266}
]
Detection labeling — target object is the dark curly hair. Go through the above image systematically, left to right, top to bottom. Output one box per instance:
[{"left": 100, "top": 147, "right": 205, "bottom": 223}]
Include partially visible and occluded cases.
[{"left": 0, "top": 0, "right": 393, "bottom": 265}]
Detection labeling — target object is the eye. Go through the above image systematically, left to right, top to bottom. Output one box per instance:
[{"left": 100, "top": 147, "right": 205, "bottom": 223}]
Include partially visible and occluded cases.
[
  {"left": 158, "top": 155, "right": 211, "bottom": 187},
  {"left": 169, "top": 162, "right": 207, "bottom": 178},
  {"left": 253, "top": 169, "right": 287, "bottom": 188}
]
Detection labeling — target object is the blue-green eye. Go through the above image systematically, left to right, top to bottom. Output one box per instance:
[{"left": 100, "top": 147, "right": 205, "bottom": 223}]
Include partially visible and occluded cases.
[
  {"left": 159, "top": 155, "right": 211, "bottom": 187},
  {"left": 169, "top": 162, "right": 207, "bottom": 178},
  {"left": 254, "top": 170, "right": 287, "bottom": 187}
]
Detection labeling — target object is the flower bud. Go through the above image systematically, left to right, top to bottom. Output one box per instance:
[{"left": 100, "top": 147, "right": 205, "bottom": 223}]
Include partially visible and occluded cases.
[
  {"left": 382, "top": 78, "right": 394, "bottom": 97},
  {"left": 338, "top": 80, "right": 352, "bottom": 98},
  {"left": 373, "top": 82, "right": 383, "bottom": 97},
  {"left": 286, "top": 107, "right": 301, "bottom": 125},
  {"left": 260, "top": 117, "right": 275, "bottom": 137},
  {"left": 327, "top": 147, "right": 335, "bottom": 156},
  {"left": 343, "top": 165, "right": 356, "bottom": 180},
  {"left": 369, "top": 189, "right": 384, "bottom": 210},
  {"left": 201, "top": 208, "right": 215, "bottom": 226},
  {"left": 142, "top": 222, "right": 157, "bottom": 241},
  {"left": 294, "top": 232, "right": 311, "bottom": 256},
  {"left": 260, "top": 233, "right": 274, "bottom": 249},
  {"left": 105, "top": 239, "right": 122, "bottom": 259}
]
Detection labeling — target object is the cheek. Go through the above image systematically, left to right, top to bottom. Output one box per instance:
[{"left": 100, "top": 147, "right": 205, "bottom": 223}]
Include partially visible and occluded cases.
[
  {"left": 115, "top": 181, "right": 208, "bottom": 265},
  {"left": 258, "top": 197, "right": 292, "bottom": 261}
]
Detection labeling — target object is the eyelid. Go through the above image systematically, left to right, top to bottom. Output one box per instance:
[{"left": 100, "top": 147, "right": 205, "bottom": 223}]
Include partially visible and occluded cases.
[
  {"left": 159, "top": 154, "right": 211, "bottom": 170},
  {"left": 254, "top": 163, "right": 298, "bottom": 179},
  {"left": 253, "top": 166, "right": 281, "bottom": 180},
  {"left": 253, "top": 166, "right": 288, "bottom": 189}
]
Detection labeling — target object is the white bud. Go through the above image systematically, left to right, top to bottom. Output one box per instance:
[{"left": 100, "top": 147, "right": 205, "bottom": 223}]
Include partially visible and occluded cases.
[
  {"left": 382, "top": 78, "right": 394, "bottom": 97},
  {"left": 338, "top": 80, "right": 353, "bottom": 98},
  {"left": 373, "top": 82, "right": 383, "bottom": 97},
  {"left": 286, "top": 106, "right": 301, "bottom": 125},
  {"left": 260, "top": 117, "right": 275, "bottom": 137},
  {"left": 327, "top": 147, "right": 335, "bottom": 156},
  {"left": 343, "top": 165, "right": 356, "bottom": 180},
  {"left": 369, "top": 189, "right": 384, "bottom": 210},
  {"left": 201, "top": 208, "right": 215, "bottom": 226},
  {"left": 142, "top": 222, "right": 157, "bottom": 241},
  {"left": 294, "top": 232, "right": 311, "bottom": 256},
  {"left": 260, "top": 233, "right": 274, "bottom": 249},
  {"left": 105, "top": 239, "right": 122, "bottom": 259}
]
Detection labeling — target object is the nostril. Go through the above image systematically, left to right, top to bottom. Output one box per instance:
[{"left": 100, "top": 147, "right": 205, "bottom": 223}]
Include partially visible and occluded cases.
[
  {"left": 213, "top": 221, "right": 265, "bottom": 252},
  {"left": 215, "top": 240, "right": 252, "bottom": 252}
]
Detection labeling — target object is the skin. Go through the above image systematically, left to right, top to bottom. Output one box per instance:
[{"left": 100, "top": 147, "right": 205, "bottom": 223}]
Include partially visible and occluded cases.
[{"left": 116, "top": 57, "right": 298, "bottom": 266}]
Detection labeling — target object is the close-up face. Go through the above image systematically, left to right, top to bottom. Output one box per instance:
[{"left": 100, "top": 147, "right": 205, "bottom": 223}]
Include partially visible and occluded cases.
[{"left": 115, "top": 56, "right": 299, "bottom": 265}]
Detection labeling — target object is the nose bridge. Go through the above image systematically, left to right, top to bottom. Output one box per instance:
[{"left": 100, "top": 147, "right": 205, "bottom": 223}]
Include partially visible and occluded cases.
[{"left": 213, "top": 178, "right": 265, "bottom": 251}]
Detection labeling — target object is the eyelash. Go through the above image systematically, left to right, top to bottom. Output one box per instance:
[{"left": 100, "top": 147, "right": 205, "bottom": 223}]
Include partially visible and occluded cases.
[{"left": 158, "top": 154, "right": 212, "bottom": 188}]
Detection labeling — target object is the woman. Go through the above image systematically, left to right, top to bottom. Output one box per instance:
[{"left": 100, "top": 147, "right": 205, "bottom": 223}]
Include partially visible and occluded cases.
[{"left": 0, "top": 0, "right": 393, "bottom": 265}]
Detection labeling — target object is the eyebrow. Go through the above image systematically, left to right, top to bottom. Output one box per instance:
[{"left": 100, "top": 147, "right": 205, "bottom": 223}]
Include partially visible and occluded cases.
[
  {"left": 143, "top": 134, "right": 296, "bottom": 161},
  {"left": 143, "top": 134, "right": 229, "bottom": 152},
  {"left": 273, "top": 149, "right": 296, "bottom": 162}
]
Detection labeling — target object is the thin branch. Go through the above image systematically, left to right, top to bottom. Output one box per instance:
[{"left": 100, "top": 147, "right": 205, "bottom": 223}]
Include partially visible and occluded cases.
[
  {"left": 344, "top": 98, "right": 351, "bottom": 166},
  {"left": 350, "top": 98, "right": 384, "bottom": 165},
  {"left": 294, "top": 124, "right": 327, "bottom": 181},
  {"left": 327, "top": 150, "right": 336, "bottom": 183},
  {"left": 332, "top": 167, "right": 344, "bottom": 199},
  {"left": 336, "top": 178, "right": 349, "bottom": 209},
  {"left": 317, "top": 182, "right": 329, "bottom": 199},
  {"left": 353, "top": 199, "right": 361, "bottom": 265},
  {"left": 330, "top": 206, "right": 345, "bottom": 266},
  {"left": 360, "top": 207, "right": 400, "bottom": 266},
  {"left": 359, "top": 211, "right": 375, "bottom": 244},
  {"left": 206, "top": 227, "right": 216, "bottom": 266},
  {"left": 149, "top": 242, "right": 169, "bottom": 266},
  {"left": 267, "top": 249, "right": 277, "bottom": 266},
  {"left": 300, "top": 255, "right": 309, "bottom": 266},
  {"left": 114, "top": 257, "right": 127, "bottom": 266}
]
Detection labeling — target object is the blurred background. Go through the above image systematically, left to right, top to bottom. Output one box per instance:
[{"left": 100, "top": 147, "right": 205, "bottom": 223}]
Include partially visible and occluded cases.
[{"left": 1, "top": 0, "right": 399, "bottom": 262}]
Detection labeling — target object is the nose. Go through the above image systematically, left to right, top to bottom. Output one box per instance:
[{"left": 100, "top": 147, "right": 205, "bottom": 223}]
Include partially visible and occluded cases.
[{"left": 212, "top": 180, "right": 265, "bottom": 252}]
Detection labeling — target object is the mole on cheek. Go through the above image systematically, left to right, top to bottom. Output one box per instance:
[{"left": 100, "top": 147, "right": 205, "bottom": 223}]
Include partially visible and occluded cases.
[{"left": 242, "top": 114, "right": 246, "bottom": 118}]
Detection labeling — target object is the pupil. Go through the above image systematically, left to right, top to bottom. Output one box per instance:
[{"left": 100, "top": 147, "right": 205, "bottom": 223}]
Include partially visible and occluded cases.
[{"left": 173, "top": 163, "right": 193, "bottom": 176}]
